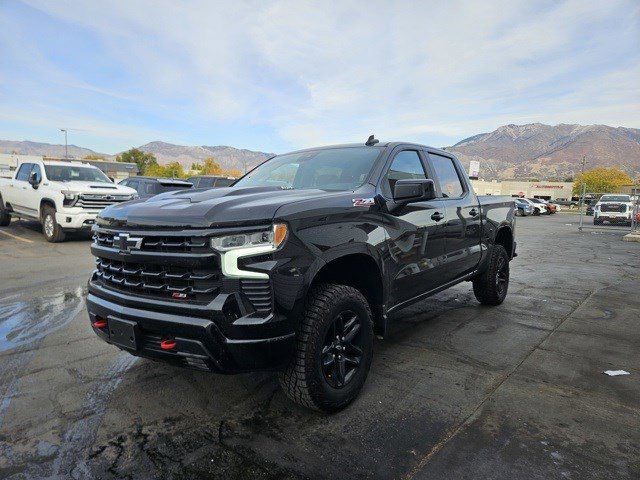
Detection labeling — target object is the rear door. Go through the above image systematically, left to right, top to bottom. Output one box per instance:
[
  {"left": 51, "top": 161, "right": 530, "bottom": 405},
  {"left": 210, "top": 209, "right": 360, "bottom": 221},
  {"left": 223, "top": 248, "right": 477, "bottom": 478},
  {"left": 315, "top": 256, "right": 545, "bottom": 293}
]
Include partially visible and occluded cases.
[
  {"left": 383, "top": 148, "right": 447, "bottom": 305},
  {"left": 427, "top": 152, "right": 482, "bottom": 281}
]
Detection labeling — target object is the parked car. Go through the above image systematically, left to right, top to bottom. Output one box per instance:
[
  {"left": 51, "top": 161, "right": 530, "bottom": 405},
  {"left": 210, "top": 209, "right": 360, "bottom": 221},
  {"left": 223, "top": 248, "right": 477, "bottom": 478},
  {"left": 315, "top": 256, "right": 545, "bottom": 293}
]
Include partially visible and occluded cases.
[
  {"left": 87, "top": 138, "right": 517, "bottom": 412},
  {"left": 0, "top": 159, "right": 137, "bottom": 242},
  {"left": 187, "top": 176, "right": 236, "bottom": 189},
  {"left": 119, "top": 177, "right": 193, "bottom": 200},
  {"left": 593, "top": 194, "right": 634, "bottom": 226},
  {"left": 515, "top": 198, "right": 533, "bottom": 216},
  {"left": 518, "top": 198, "right": 544, "bottom": 215},
  {"left": 527, "top": 198, "right": 555, "bottom": 215},
  {"left": 529, "top": 198, "right": 558, "bottom": 214},
  {"left": 554, "top": 198, "right": 579, "bottom": 208}
]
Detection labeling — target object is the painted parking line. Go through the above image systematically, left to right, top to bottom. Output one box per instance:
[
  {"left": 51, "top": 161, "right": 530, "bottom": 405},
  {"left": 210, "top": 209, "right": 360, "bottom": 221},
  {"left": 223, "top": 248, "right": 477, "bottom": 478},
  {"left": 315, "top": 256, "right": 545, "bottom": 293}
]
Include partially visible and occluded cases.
[{"left": 0, "top": 229, "right": 34, "bottom": 243}]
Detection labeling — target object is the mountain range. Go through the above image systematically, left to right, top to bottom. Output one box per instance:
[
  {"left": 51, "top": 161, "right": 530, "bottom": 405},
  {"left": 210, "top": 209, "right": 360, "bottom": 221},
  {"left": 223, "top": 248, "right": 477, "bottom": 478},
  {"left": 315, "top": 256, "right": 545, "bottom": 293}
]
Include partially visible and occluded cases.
[
  {"left": 1, "top": 123, "right": 639, "bottom": 180},
  {"left": 448, "top": 123, "right": 640, "bottom": 180}
]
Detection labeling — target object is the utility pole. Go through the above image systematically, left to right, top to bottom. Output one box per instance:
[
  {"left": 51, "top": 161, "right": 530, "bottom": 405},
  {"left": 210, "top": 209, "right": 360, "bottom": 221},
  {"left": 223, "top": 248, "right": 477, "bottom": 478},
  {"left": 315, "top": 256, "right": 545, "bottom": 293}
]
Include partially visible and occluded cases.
[
  {"left": 60, "top": 128, "right": 68, "bottom": 159},
  {"left": 580, "top": 155, "right": 586, "bottom": 176}
]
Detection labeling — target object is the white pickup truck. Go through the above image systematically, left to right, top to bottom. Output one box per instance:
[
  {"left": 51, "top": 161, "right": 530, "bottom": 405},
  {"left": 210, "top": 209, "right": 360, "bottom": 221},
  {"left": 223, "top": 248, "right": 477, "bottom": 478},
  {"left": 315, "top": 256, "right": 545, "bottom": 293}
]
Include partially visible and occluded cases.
[
  {"left": 0, "top": 159, "right": 137, "bottom": 242},
  {"left": 593, "top": 194, "right": 634, "bottom": 226}
]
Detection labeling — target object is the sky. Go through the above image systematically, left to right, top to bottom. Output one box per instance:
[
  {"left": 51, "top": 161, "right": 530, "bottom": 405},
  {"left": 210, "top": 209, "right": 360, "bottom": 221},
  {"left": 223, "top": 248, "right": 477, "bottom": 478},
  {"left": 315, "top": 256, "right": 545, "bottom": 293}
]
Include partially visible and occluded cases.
[{"left": 0, "top": 0, "right": 639, "bottom": 155}]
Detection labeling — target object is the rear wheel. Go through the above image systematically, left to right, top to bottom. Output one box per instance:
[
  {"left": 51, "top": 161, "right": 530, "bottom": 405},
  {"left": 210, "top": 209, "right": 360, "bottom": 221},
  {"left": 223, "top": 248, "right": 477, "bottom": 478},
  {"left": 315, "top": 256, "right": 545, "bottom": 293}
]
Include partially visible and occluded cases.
[
  {"left": 0, "top": 195, "right": 10, "bottom": 226},
  {"left": 41, "top": 205, "right": 66, "bottom": 242},
  {"left": 473, "top": 245, "right": 509, "bottom": 306},
  {"left": 279, "top": 284, "right": 374, "bottom": 412}
]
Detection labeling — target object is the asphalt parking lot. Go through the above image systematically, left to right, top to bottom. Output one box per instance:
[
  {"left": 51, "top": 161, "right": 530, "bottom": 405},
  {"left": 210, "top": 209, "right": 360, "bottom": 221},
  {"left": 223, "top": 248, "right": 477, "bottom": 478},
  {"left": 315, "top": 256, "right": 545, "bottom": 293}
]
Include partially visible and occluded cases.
[{"left": 0, "top": 215, "right": 638, "bottom": 479}]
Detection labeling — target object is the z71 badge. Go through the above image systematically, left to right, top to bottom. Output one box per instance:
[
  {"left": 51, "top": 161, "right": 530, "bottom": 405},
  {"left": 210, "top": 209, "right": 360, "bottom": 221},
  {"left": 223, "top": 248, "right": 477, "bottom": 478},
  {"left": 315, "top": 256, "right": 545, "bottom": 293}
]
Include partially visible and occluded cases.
[{"left": 352, "top": 198, "right": 376, "bottom": 207}]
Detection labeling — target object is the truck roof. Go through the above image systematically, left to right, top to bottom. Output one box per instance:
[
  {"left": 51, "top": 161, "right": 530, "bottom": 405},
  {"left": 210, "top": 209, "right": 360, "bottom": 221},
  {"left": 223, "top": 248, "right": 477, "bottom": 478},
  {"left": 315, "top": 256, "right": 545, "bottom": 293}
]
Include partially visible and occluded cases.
[
  {"left": 282, "top": 141, "right": 453, "bottom": 158},
  {"left": 41, "top": 159, "right": 94, "bottom": 167}
]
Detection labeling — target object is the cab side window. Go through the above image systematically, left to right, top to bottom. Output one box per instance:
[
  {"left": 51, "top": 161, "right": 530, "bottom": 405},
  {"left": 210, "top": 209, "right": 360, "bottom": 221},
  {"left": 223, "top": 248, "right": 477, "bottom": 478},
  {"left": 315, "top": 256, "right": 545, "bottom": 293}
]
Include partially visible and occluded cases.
[
  {"left": 385, "top": 150, "right": 426, "bottom": 194},
  {"left": 429, "top": 154, "right": 464, "bottom": 198},
  {"left": 16, "top": 163, "right": 32, "bottom": 181},
  {"left": 31, "top": 164, "right": 42, "bottom": 183},
  {"left": 127, "top": 180, "right": 140, "bottom": 193}
]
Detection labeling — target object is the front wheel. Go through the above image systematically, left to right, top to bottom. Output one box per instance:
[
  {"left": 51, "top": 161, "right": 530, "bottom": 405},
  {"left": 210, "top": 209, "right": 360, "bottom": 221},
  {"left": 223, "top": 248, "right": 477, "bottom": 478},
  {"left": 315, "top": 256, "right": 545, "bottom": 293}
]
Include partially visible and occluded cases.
[
  {"left": 0, "top": 195, "right": 10, "bottom": 226},
  {"left": 41, "top": 205, "right": 66, "bottom": 242},
  {"left": 473, "top": 245, "right": 509, "bottom": 306},
  {"left": 279, "top": 284, "right": 374, "bottom": 412}
]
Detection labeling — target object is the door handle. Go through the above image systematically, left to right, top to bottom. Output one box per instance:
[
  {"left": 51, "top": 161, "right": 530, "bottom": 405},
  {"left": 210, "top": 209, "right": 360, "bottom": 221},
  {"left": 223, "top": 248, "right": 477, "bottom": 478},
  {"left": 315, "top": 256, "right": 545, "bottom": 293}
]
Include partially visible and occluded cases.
[
  {"left": 469, "top": 208, "right": 478, "bottom": 217},
  {"left": 431, "top": 212, "right": 445, "bottom": 221}
]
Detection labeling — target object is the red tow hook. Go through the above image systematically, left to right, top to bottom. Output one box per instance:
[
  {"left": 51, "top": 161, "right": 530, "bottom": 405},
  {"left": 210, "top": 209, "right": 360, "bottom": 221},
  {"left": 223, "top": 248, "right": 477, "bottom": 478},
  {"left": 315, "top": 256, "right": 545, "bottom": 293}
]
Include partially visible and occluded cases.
[
  {"left": 92, "top": 317, "right": 108, "bottom": 329},
  {"left": 160, "top": 338, "right": 177, "bottom": 351}
]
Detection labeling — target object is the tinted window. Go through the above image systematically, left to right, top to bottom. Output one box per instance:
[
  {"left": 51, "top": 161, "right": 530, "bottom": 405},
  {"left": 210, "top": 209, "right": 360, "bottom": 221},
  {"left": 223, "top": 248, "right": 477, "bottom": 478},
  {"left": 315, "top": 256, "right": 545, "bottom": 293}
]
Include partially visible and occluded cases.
[
  {"left": 234, "top": 147, "right": 381, "bottom": 191},
  {"left": 385, "top": 150, "right": 426, "bottom": 193},
  {"left": 430, "top": 154, "right": 464, "bottom": 198},
  {"left": 16, "top": 163, "right": 32, "bottom": 181},
  {"left": 31, "top": 164, "right": 42, "bottom": 183},
  {"left": 44, "top": 165, "right": 112, "bottom": 183},
  {"left": 199, "top": 178, "right": 216, "bottom": 188},
  {"left": 215, "top": 178, "right": 234, "bottom": 187},
  {"left": 127, "top": 180, "right": 140, "bottom": 192},
  {"left": 144, "top": 182, "right": 157, "bottom": 195}
]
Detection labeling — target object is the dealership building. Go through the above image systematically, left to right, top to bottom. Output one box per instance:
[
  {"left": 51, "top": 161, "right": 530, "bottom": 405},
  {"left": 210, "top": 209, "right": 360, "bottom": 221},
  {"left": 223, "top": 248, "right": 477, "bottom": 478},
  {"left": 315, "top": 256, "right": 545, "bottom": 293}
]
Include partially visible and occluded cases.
[{"left": 471, "top": 179, "right": 574, "bottom": 200}]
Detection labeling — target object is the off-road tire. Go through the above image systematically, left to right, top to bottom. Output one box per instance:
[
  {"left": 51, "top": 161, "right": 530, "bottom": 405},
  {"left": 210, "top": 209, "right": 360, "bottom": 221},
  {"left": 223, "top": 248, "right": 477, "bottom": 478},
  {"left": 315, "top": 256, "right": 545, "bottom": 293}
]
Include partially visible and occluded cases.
[
  {"left": 0, "top": 195, "right": 10, "bottom": 226},
  {"left": 41, "top": 205, "right": 66, "bottom": 242},
  {"left": 533, "top": 208, "right": 540, "bottom": 216},
  {"left": 473, "top": 245, "right": 509, "bottom": 306},
  {"left": 279, "top": 284, "right": 374, "bottom": 413}
]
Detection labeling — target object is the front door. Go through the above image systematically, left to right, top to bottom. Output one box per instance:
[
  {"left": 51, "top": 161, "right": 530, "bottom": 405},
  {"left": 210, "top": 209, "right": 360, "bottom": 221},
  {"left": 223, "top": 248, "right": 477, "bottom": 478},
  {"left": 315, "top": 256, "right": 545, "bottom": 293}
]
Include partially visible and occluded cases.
[
  {"left": 382, "top": 149, "right": 447, "bottom": 306},
  {"left": 7, "top": 163, "right": 34, "bottom": 215}
]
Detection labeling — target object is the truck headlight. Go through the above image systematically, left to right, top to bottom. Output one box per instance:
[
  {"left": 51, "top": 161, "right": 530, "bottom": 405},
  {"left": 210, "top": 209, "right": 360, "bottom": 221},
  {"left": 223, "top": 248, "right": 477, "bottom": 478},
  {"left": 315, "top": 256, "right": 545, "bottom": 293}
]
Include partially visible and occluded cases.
[
  {"left": 63, "top": 192, "right": 79, "bottom": 207},
  {"left": 211, "top": 223, "right": 288, "bottom": 252}
]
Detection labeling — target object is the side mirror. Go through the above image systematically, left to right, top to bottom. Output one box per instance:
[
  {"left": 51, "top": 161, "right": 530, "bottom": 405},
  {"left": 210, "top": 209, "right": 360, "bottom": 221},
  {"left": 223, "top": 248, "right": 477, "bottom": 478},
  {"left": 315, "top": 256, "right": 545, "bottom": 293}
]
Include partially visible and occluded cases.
[
  {"left": 28, "top": 171, "right": 40, "bottom": 189},
  {"left": 393, "top": 178, "right": 436, "bottom": 203}
]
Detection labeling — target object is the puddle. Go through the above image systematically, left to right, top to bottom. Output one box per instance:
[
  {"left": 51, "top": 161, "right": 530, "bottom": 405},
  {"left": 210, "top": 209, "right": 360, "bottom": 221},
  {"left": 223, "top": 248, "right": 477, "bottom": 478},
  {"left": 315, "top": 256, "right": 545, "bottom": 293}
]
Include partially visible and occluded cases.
[{"left": 0, "top": 286, "right": 87, "bottom": 352}]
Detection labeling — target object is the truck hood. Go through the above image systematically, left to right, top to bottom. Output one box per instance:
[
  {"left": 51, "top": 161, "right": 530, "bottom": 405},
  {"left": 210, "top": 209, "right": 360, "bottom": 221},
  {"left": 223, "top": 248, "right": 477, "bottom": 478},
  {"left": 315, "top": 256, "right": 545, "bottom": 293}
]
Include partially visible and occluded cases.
[
  {"left": 50, "top": 181, "right": 136, "bottom": 196},
  {"left": 98, "top": 186, "right": 349, "bottom": 228}
]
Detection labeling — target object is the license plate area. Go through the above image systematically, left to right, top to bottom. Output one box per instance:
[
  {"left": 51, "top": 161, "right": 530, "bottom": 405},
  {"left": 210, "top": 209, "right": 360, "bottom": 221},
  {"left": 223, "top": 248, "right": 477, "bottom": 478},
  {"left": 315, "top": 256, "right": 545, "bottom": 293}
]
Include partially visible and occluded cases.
[{"left": 108, "top": 317, "right": 139, "bottom": 350}]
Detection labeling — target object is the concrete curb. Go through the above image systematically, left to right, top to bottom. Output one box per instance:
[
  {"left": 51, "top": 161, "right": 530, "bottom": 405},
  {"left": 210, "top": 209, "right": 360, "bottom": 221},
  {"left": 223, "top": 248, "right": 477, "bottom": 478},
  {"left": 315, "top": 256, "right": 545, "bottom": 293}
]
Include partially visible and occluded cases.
[{"left": 622, "top": 230, "right": 640, "bottom": 242}]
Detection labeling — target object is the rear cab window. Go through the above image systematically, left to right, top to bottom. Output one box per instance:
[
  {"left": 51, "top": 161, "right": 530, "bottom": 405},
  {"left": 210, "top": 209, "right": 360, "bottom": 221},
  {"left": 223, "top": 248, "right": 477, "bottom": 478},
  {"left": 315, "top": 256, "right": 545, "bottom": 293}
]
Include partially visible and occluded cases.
[{"left": 429, "top": 153, "right": 465, "bottom": 198}]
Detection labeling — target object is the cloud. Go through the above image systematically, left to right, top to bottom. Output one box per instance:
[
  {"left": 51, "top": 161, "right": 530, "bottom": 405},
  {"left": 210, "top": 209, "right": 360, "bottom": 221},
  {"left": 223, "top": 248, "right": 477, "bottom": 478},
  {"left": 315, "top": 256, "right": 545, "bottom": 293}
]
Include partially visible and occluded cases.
[{"left": 2, "top": 0, "right": 639, "bottom": 152}]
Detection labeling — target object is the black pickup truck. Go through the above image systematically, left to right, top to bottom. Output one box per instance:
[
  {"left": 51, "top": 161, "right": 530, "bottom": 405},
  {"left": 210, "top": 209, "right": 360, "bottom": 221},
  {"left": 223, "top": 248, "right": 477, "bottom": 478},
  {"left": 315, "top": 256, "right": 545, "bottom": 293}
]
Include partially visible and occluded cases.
[{"left": 86, "top": 138, "right": 516, "bottom": 412}]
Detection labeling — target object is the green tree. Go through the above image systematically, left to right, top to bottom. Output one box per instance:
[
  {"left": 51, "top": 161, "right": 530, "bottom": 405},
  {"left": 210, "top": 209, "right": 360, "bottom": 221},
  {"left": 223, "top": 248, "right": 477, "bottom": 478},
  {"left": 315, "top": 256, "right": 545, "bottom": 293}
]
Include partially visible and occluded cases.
[
  {"left": 116, "top": 148, "right": 158, "bottom": 174},
  {"left": 199, "top": 157, "right": 223, "bottom": 175},
  {"left": 573, "top": 167, "right": 633, "bottom": 196}
]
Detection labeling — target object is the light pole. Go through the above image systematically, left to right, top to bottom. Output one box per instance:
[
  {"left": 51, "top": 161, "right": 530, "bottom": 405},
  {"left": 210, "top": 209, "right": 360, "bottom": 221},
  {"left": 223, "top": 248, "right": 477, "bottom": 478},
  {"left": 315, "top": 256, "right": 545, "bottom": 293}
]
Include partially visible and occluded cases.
[{"left": 60, "top": 128, "right": 68, "bottom": 159}]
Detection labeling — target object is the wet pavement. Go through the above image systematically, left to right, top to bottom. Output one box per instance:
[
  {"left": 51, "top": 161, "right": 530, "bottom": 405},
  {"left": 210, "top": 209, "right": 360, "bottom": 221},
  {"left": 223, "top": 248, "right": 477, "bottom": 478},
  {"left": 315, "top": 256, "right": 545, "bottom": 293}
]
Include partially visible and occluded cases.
[{"left": 0, "top": 216, "right": 638, "bottom": 479}]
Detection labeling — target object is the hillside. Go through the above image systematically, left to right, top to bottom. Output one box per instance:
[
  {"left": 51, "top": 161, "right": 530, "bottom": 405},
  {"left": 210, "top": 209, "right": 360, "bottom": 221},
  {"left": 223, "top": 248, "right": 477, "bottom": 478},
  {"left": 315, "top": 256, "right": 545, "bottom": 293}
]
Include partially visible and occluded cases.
[
  {"left": 448, "top": 123, "right": 640, "bottom": 180},
  {"left": 0, "top": 140, "right": 109, "bottom": 160},
  {"left": 137, "top": 141, "right": 273, "bottom": 171}
]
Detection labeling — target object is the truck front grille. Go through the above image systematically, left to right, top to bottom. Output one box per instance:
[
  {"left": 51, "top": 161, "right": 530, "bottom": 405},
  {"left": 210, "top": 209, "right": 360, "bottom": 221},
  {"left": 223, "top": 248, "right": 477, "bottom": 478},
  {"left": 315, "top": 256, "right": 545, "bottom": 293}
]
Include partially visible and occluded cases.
[
  {"left": 77, "top": 194, "right": 132, "bottom": 209},
  {"left": 600, "top": 204, "right": 626, "bottom": 213},
  {"left": 94, "top": 232, "right": 211, "bottom": 253},
  {"left": 93, "top": 257, "right": 221, "bottom": 303}
]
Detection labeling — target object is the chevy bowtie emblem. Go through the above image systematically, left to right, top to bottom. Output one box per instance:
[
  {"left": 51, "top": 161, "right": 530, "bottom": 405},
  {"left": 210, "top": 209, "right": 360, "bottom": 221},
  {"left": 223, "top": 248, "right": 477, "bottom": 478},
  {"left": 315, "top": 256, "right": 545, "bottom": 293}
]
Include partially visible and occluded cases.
[{"left": 113, "top": 233, "right": 143, "bottom": 252}]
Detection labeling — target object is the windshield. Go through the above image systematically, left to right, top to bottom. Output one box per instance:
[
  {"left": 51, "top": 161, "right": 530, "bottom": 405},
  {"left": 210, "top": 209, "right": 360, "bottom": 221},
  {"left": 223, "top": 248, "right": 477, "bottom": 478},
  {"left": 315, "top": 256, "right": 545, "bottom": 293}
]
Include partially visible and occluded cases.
[
  {"left": 234, "top": 147, "right": 382, "bottom": 191},
  {"left": 44, "top": 164, "right": 112, "bottom": 183},
  {"left": 600, "top": 195, "right": 630, "bottom": 202}
]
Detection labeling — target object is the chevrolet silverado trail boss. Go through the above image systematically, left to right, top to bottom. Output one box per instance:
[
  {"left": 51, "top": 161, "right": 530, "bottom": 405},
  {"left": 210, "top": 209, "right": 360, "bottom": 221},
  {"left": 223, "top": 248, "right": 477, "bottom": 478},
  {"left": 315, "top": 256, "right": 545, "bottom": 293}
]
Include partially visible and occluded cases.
[
  {"left": 86, "top": 138, "right": 516, "bottom": 412},
  {"left": 0, "top": 159, "right": 137, "bottom": 242}
]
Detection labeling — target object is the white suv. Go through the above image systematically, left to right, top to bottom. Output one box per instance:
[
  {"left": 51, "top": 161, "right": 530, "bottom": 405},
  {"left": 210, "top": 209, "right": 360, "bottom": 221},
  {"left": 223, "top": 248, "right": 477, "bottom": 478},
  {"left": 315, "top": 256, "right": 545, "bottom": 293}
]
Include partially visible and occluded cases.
[
  {"left": 0, "top": 159, "right": 137, "bottom": 242},
  {"left": 593, "top": 194, "right": 633, "bottom": 226}
]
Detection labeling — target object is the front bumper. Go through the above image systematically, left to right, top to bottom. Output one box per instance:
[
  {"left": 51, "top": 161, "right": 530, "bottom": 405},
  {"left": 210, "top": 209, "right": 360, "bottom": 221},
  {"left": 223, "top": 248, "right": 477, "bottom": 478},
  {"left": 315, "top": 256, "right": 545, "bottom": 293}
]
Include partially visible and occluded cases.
[
  {"left": 56, "top": 210, "right": 99, "bottom": 229},
  {"left": 595, "top": 214, "right": 631, "bottom": 223},
  {"left": 86, "top": 284, "right": 296, "bottom": 373}
]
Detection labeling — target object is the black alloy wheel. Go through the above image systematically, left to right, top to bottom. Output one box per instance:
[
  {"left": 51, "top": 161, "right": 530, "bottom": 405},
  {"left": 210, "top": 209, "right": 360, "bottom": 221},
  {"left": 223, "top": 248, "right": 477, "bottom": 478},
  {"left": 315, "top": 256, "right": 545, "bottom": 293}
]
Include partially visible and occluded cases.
[
  {"left": 495, "top": 255, "right": 509, "bottom": 297},
  {"left": 321, "top": 310, "right": 364, "bottom": 389}
]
